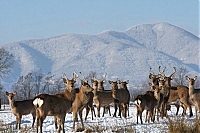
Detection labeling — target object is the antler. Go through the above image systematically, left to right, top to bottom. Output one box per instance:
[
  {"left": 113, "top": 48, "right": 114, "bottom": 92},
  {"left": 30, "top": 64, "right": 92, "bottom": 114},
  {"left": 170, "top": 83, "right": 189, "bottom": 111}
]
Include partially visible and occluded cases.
[
  {"left": 149, "top": 66, "right": 154, "bottom": 74},
  {"left": 158, "top": 66, "right": 166, "bottom": 74},
  {"left": 170, "top": 67, "right": 176, "bottom": 77},
  {"left": 73, "top": 70, "right": 79, "bottom": 81},
  {"left": 79, "top": 72, "right": 88, "bottom": 83},
  {"left": 102, "top": 72, "right": 107, "bottom": 82},
  {"left": 62, "top": 73, "right": 67, "bottom": 78}
]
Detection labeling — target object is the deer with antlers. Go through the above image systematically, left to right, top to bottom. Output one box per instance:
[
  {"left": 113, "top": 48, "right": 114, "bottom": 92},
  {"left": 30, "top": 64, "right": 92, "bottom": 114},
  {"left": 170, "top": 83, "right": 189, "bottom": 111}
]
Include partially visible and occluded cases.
[
  {"left": 149, "top": 66, "right": 193, "bottom": 117},
  {"left": 33, "top": 72, "right": 79, "bottom": 133}
]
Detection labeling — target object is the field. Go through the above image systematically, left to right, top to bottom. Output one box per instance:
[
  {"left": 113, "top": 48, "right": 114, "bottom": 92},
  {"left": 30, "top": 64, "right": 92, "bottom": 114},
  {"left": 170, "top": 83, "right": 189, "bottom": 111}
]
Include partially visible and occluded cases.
[{"left": 0, "top": 104, "right": 198, "bottom": 133}]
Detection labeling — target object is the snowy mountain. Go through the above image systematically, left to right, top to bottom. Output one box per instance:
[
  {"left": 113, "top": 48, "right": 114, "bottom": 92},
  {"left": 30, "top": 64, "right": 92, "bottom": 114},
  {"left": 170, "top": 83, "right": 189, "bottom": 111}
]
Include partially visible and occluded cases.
[{"left": 2, "top": 22, "right": 200, "bottom": 86}]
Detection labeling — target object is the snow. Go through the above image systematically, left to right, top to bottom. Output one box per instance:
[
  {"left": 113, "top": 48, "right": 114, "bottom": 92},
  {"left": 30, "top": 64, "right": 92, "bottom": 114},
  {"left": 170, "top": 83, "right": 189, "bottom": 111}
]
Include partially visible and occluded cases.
[{"left": 0, "top": 104, "right": 197, "bottom": 132}]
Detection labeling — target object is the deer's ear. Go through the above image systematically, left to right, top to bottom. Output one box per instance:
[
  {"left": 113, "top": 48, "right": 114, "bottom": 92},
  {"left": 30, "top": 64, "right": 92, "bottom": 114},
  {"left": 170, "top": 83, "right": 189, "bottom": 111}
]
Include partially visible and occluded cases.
[
  {"left": 170, "top": 75, "right": 175, "bottom": 80},
  {"left": 185, "top": 76, "right": 189, "bottom": 80},
  {"left": 194, "top": 76, "right": 197, "bottom": 81},
  {"left": 62, "top": 78, "right": 67, "bottom": 83},
  {"left": 126, "top": 80, "right": 129, "bottom": 84},
  {"left": 6, "top": 91, "right": 9, "bottom": 96},
  {"left": 13, "top": 91, "right": 17, "bottom": 95}
]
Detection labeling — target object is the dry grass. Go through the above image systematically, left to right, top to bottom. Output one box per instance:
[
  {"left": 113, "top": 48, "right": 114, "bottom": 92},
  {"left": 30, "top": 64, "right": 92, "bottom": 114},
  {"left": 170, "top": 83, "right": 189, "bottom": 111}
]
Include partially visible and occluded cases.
[{"left": 168, "top": 116, "right": 200, "bottom": 133}]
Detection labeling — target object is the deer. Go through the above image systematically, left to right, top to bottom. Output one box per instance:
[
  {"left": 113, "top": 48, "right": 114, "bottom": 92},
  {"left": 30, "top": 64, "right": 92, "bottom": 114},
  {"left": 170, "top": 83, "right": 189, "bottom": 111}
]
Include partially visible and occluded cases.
[
  {"left": 149, "top": 66, "right": 193, "bottom": 118},
  {"left": 159, "top": 67, "right": 193, "bottom": 117},
  {"left": 33, "top": 72, "right": 79, "bottom": 132},
  {"left": 53, "top": 72, "right": 79, "bottom": 129},
  {"left": 78, "top": 72, "right": 96, "bottom": 121},
  {"left": 185, "top": 75, "right": 200, "bottom": 118},
  {"left": 72, "top": 77, "right": 94, "bottom": 131},
  {"left": 92, "top": 78, "right": 114, "bottom": 117},
  {"left": 111, "top": 79, "right": 130, "bottom": 118},
  {"left": 134, "top": 84, "right": 161, "bottom": 124},
  {"left": 6, "top": 91, "right": 36, "bottom": 130},
  {"left": 33, "top": 93, "right": 71, "bottom": 133}
]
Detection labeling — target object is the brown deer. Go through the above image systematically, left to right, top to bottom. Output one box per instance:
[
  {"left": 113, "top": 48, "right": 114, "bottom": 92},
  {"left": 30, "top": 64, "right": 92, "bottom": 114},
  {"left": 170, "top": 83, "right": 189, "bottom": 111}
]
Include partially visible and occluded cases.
[
  {"left": 149, "top": 66, "right": 193, "bottom": 118},
  {"left": 160, "top": 67, "right": 193, "bottom": 117},
  {"left": 33, "top": 72, "right": 78, "bottom": 132},
  {"left": 54, "top": 72, "right": 79, "bottom": 129},
  {"left": 79, "top": 72, "right": 96, "bottom": 121},
  {"left": 185, "top": 75, "right": 200, "bottom": 117},
  {"left": 72, "top": 79, "right": 94, "bottom": 131},
  {"left": 92, "top": 79, "right": 114, "bottom": 117},
  {"left": 111, "top": 79, "right": 130, "bottom": 118},
  {"left": 108, "top": 80, "right": 119, "bottom": 117},
  {"left": 134, "top": 84, "right": 161, "bottom": 124},
  {"left": 6, "top": 91, "right": 36, "bottom": 129},
  {"left": 33, "top": 94, "right": 71, "bottom": 133}
]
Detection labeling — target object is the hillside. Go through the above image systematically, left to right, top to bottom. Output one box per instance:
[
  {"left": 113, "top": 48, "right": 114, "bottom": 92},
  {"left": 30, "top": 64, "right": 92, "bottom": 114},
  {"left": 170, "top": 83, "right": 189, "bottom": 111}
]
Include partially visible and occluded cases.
[{"left": 2, "top": 22, "right": 200, "bottom": 86}]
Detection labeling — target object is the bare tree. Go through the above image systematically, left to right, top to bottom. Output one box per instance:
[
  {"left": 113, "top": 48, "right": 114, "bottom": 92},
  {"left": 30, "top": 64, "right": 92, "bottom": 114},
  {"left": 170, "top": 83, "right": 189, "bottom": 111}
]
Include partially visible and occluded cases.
[
  {"left": 0, "top": 47, "right": 14, "bottom": 78},
  {"left": 173, "top": 67, "right": 189, "bottom": 86}
]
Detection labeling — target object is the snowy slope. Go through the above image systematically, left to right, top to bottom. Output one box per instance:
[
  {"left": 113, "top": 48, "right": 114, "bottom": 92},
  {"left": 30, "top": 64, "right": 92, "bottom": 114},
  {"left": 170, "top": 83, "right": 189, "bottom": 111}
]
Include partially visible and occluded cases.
[{"left": 2, "top": 22, "right": 200, "bottom": 85}]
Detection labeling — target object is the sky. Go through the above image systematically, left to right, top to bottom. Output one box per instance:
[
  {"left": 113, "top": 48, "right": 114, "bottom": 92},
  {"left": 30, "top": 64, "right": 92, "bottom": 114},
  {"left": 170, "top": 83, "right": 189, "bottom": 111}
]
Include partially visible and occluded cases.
[{"left": 0, "top": 0, "right": 199, "bottom": 45}]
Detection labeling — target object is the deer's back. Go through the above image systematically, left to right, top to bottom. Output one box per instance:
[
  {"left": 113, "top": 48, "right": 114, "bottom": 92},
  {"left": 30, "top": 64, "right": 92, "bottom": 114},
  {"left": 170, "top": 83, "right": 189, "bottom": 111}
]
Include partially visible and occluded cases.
[
  {"left": 35, "top": 94, "right": 71, "bottom": 116},
  {"left": 13, "top": 99, "right": 34, "bottom": 115}
]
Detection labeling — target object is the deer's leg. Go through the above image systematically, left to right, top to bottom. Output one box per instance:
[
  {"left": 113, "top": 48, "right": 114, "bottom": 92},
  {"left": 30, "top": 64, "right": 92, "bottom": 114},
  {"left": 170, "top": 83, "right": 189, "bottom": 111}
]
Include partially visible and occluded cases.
[
  {"left": 113, "top": 102, "right": 118, "bottom": 117},
  {"left": 174, "top": 103, "right": 180, "bottom": 116},
  {"left": 118, "top": 104, "right": 122, "bottom": 118},
  {"left": 97, "top": 105, "right": 101, "bottom": 117},
  {"left": 85, "top": 106, "right": 90, "bottom": 121},
  {"left": 92, "top": 106, "right": 96, "bottom": 118},
  {"left": 108, "top": 106, "right": 111, "bottom": 116},
  {"left": 79, "top": 110, "right": 84, "bottom": 129},
  {"left": 136, "top": 110, "right": 139, "bottom": 124},
  {"left": 145, "top": 110, "right": 148, "bottom": 123},
  {"left": 140, "top": 111, "right": 143, "bottom": 124},
  {"left": 73, "top": 112, "right": 78, "bottom": 130},
  {"left": 32, "top": 113, "right": 36, "bottom": 128},
  {"left": 17, "top": 115, "right": 22, "bottom": 129},
  {"left": 36, "top": 116, "right": 39, "bottom": 133},
  {"left": 54, "top": 116, "right": 58, "bottom": 129},
  {"left": 39, "top": 117, "right": 44, "bottom": 133},
  {"left": 57, "top": 117, "right": 61, "bottom": 133},
  {"left": 62, "top": 117, "right": 65, "bottom": 133}
]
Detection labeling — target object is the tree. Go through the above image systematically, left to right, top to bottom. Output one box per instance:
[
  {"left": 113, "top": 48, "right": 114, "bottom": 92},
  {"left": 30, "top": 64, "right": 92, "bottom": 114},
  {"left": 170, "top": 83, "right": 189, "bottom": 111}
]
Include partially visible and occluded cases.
[
  {"left": 0, "top": 47, "right": 14, "bottom": 78},
  {"left": 173, "top": 67, "right": 189, "bottom": 86}
]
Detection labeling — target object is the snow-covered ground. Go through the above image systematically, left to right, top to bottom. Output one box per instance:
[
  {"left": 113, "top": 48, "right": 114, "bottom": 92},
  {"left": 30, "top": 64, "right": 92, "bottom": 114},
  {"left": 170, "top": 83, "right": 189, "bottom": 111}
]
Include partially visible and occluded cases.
[{"left": 0, "top": 104, "right": 197, "bottom": 132}]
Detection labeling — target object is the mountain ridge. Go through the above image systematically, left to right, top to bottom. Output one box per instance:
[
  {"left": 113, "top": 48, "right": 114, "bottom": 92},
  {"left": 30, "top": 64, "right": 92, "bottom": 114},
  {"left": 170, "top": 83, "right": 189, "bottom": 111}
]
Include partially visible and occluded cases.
[{"left": 2, "top": 22, "right": 200, "bottom": 86}]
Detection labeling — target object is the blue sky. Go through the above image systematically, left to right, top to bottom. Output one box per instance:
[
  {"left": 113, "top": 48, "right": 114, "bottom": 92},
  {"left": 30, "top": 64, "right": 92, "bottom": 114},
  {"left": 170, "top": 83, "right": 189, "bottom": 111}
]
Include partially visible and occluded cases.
[{"left": 0, "top": 1, "right": 199, "bottom": 45}]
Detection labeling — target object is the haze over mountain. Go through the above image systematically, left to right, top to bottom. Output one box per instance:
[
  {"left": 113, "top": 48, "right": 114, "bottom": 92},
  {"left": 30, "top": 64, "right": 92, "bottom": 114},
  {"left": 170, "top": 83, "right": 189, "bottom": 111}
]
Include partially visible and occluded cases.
[{"left": 2, "top": 22, "right": 200, "bottom": 86}]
